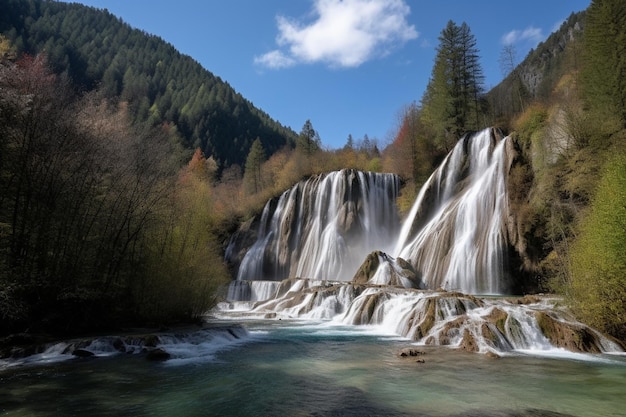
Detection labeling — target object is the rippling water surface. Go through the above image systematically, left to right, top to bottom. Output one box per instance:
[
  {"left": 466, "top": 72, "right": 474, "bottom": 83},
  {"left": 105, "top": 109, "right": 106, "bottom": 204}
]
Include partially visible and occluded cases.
[{"left": 2, "top": 320, "right": 625, "bottom": 416}]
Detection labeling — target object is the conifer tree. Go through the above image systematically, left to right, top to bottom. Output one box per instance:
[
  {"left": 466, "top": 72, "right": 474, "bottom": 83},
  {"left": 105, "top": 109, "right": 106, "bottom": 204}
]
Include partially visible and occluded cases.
[
  {"left": 421, "top": 20, "right": 485, "bottom": 150},
  {"left": 297, "top": 119, "right": 321, "bottom": 155},
  {"left": 345, "top": 134, "right": 354, "bottom": 150},
  {"left": 244, "top": 137, "right": 266, "bottom": 194}
]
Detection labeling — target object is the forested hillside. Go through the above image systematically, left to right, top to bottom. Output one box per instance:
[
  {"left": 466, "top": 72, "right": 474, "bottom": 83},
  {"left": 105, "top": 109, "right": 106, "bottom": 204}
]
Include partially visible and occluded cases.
[
  {"left": 0, "top": 0, "right": 297, "bottom": 169},
  {"left": 0, "top": 0, "right": 388, "bottom": 337},
  {"left": 487, "top": 11, "right": 586, "bottom": 127}
]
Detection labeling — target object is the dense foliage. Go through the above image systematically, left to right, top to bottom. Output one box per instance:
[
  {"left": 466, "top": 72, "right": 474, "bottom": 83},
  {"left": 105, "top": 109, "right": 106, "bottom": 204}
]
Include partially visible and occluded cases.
[
  {"left": 0, "top": 0, "right": 297, "bottom": 170},
  {"left": 498, "top": 0, "right": 626, "bottom": 341},
  {"left": 581, "top": 0, "right": 626, "bottom": 125},
  {"left": 383, "top": 8, "right": 625, "bottom": 341},
  {"left": 0, "top": 55, "right": 230, "bottom": 335},
  {"left": 569, "top": 154, "right": 626, "bottom": 340}
]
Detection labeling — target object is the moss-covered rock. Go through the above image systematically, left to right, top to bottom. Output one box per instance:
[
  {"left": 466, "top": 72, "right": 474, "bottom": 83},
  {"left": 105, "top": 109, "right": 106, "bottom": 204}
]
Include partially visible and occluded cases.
[
  {"left": 415, "top": 298, "right": 437, "bottom": 339},
  {"left": 484, "top": 307, "right": 509, "bottom": 335},
  {"left": 535, "top": 311, "right": 603, "bottom": 353},
  {"left": 459, "top": 329, "right": 479, "bottom": 352}
]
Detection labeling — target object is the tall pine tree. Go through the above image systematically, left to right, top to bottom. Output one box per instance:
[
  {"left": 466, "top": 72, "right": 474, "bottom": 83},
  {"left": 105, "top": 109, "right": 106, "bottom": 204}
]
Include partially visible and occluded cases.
[{"left": 421, "top": 21, "right": 484, "bottom": 151}]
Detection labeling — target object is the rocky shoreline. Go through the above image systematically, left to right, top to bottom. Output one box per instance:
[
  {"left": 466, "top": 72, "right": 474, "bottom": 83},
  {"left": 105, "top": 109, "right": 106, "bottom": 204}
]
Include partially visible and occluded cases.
[{"left": 0, "top": 322, "right": 249, "bottom": 367}]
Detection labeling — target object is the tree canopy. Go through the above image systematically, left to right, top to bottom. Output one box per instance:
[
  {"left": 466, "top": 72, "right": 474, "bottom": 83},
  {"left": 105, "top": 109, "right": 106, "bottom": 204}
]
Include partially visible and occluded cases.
[{"left": 0, "top": 54, "right": 229, "bottom": 334}]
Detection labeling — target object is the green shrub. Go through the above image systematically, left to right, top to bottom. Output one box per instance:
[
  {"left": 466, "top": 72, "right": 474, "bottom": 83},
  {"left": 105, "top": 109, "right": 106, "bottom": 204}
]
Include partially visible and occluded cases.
[{"left": 568, "top": 152, "right": 626, "bottom": 341}]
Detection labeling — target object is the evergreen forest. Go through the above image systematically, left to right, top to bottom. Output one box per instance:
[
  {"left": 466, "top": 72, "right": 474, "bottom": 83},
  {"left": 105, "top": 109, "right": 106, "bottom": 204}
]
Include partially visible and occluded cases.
[
  {"left": 0, "top": 0, "right": 624, "bottom": 344},
  {"left": 0, "top": 0, "right": 297, "bottom": 170}
]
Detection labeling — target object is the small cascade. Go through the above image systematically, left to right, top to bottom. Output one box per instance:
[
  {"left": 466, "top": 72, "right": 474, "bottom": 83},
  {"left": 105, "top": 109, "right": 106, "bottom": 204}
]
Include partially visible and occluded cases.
[
  {"left": 229, "top": 169, "right": 400, "bottom": 282},
  {"left": 216, "top": 279, "right": 623, "bottom": 355},
  {"left": 226, "top": 280, "right": 282, "bottom": 302},
  {"left": 0, "top": 326, "right": 251, "bottom": 368}
]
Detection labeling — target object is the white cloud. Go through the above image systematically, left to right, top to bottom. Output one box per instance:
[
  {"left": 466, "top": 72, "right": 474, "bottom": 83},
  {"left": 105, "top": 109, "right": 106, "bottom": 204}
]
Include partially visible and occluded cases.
[
  {"left": 255, "top": 0, "right": 418, "bottom": 69},
  {"left": 501, "top": 26, "right": 544, "bottom": 46},
  {"left": 253, "top": 50, "right": 296, "bottom": 69}
]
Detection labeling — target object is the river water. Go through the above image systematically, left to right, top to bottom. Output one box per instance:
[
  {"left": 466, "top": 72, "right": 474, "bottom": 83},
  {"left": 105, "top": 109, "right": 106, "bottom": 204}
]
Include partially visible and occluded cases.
[{"left": 1, "top": 319, "right": 625, "bottom": 416}]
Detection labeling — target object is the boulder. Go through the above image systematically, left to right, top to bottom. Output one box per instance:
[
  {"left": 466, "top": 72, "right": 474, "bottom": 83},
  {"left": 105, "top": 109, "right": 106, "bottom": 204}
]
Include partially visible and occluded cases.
[
  {"left": 351, "top": 251, "right": 382, "bottom": 284},
  {"left": 352, "top": 251, "right": 422, "bottom": 288},
  {"left": 415, "top": 298, "right": 437, "bottom": 339},
  {"left": 484, "top": 307, "right": 509, "bottom": 335},
  {"left": 535, "top": 311, "right": 604, "bottom": 353},
  {"left": 459, "top": 329, "right": 479, "bottom": 352},
  {"left": 112, "top": 337, "right": 126, "bottom": 353},
  {"left": 398, "top": 348, "right": 426, "bottom": 357},
  {"left": 485, "top": 351, "right": 500, "bottom": 359}
]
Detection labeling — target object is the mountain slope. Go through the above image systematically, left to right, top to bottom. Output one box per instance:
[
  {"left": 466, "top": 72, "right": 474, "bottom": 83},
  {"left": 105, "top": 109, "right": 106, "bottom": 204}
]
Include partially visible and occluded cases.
[
  {"left": 0, "top": 0, "right": 297, "bottom": 169},
  {"left": 487, "top": 11, "right": 585, "bottom": 123}
]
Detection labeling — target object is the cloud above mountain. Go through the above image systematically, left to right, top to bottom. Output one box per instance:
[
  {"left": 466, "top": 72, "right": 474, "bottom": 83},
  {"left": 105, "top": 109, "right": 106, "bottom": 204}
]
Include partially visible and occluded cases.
[
  {"left": 255, "top": 0, "right": 418, "bottom": 69},
  {"left": 501, "top": 26, "right": 544, "bottom": 45}
]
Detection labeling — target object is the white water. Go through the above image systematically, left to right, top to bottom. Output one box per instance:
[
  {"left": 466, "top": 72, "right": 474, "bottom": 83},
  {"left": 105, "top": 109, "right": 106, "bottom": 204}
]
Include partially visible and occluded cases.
[
  {"left": 222, "top": 128, "right": 624, "bottom": 356},
  {"left": 232, "top": 129, "right": 510, "bottom": 294},
  {"left": 396, "top": 129, "right": 510, "bottom": 293},
  {"left": 232, "top": 169, "right": 400, "bottom": 282},
  {"left": 217, "top": 279, "right": 624, "bottom": 356},
  {"left": 3, "top": 320, "right": 625, "bottom": 417},
  {"left": 0, "top": 326, "right": 253, "bottom": 369}
]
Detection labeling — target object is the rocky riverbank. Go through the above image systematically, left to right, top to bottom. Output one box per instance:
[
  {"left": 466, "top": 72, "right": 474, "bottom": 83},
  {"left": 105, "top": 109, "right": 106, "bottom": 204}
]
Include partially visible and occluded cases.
[{"left": 0, "top": 322, "right": 249, "bottom": 368}]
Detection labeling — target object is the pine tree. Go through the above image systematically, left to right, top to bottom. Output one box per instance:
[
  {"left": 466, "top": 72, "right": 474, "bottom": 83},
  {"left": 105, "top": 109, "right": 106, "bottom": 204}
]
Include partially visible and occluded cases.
[
  {"left": 421, "top": 20, "right": 485, "bottom": 150},
  {"left": 459, "top": 22, "right": 485, "bottom": 130},
  {"left": 297, "top": 119, "right": 321, "bottom": 155},
  {"left": 344, "top": 134, "right": 354, "bottom": 150},
  {"left": 243, "top": 137, "right": 265, "bottom": 194}
]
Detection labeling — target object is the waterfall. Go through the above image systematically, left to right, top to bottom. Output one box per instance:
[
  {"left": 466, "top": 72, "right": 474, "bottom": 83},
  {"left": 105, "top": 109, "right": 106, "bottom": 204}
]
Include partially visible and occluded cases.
[
  {"left": 219, "top": 128, "right": 625, "bottom": 356},
  {"left": 395, "top": 128, "right": 511, "bottom": 294},
  {"left": 228, "top": 129, "right": 513, "bottom": 294},
  {"left": 232, "top": 169, "right": 400, "bottom": 282}
]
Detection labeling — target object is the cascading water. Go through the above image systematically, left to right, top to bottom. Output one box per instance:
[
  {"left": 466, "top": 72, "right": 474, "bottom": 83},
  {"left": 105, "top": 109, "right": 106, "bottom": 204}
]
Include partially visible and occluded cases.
[
  {"left": 220, "top": 128, "right": 624, "bottom": 355},
  {"left": 395, "top": 128, "right": 511, "bottom": 294},
  {"left": 229, "top": 129, "right": 510, "bottom": 294},
  {"left": 229, "top": 169, "right": 400, "bottom": 283}
]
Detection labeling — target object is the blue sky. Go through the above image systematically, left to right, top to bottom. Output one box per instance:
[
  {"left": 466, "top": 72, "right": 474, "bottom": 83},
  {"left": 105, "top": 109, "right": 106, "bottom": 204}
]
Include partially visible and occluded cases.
[{"left": 66, "top": 0, "right": 590, "bottom": 149}]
